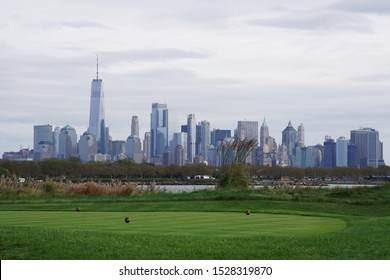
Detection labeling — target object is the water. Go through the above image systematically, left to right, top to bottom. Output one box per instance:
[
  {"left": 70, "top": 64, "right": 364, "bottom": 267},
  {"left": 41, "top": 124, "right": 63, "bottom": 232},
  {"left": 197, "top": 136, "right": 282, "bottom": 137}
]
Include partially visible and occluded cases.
[
  {"left": 137, "top": 183, "right": 378, "bottom": 193},
  {"left": 137, "top": 184, "right": 215, "bottom": 193}
]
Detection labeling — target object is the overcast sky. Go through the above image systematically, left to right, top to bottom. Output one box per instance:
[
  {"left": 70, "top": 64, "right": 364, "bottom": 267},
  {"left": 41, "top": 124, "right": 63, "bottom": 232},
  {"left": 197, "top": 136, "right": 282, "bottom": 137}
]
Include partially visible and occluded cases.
[{"left": 1, "top": 0, "right": 390, "bottom": 163}]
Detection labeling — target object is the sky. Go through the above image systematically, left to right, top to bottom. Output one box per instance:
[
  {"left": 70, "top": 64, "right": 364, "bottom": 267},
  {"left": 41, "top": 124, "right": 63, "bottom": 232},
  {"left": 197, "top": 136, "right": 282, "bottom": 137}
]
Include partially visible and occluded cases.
[{"left": 1, "top": 0, "right": 390, "bottom": 163}]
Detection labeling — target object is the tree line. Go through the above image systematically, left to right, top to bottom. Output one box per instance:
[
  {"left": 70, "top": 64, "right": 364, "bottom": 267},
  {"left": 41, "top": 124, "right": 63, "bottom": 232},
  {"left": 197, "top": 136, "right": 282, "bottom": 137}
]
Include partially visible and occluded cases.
[{"left": 1, "top": 158, "right": 389, "bottom": 182}]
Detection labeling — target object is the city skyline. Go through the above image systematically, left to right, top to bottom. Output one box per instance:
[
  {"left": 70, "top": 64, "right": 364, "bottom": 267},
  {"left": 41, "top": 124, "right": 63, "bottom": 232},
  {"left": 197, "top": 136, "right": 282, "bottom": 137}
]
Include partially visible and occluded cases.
[{"left": 1, "top": 0, "right": 390, "bottom": 163}]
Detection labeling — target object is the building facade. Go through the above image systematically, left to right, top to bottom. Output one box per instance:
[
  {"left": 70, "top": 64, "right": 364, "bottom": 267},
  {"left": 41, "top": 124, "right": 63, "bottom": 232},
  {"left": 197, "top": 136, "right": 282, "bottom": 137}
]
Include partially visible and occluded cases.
[
  {"left": 87, "top": 59, "right": 105, "bottom": 142},
  {"left": 150, "top": 103, "right": 168, "bottom": 160},
  {"left": 187, "top": 114, "right": 196, "bottom": 163},
  {"left": 131, "top": 116, "right": 139, "bottom": 137},
  {"left": 200, "top": 120, "right": 210, "bottom": 163},
  {"left": 282, "top": 121, "right": 297, "bottom": 165},
  {"left": 33, "top": 124, "right": 54, "bottom": 160},
  {"left": 58, "top": 125, "right": 78, "bottom": 159},
  {"left": 350, "top": 128, "right": 384, "bottom": 168},
  {"left": 79, "top": 131, "right": 97, "bottom": 163},
  {"left": 170, "top": 132, "right": 187, "bottom": 166},
  {"left": 336, "top": 136, "right": 348, "bottom": 167},
  {"left": 323, "top": 137, "right": 337, "bottom": 168}
]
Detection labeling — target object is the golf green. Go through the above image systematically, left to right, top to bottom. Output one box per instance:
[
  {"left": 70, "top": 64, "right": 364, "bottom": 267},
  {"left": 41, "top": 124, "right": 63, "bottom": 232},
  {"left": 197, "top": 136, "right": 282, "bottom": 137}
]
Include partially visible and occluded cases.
[{"left": 0, "top": 211, "right": 346, "bottom": 237}]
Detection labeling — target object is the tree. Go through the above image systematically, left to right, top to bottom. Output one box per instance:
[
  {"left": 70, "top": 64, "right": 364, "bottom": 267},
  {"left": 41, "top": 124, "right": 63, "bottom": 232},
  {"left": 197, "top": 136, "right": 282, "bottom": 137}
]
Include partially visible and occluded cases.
[{"left": 217, "top": 138, "right": 258, "bottom": 189}]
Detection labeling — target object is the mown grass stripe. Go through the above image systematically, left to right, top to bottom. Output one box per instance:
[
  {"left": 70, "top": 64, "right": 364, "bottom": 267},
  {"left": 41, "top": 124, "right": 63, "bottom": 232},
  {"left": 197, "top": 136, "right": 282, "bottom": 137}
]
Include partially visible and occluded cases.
[{"left": 0, "top": 211, "right": 346, "bottom": 237}]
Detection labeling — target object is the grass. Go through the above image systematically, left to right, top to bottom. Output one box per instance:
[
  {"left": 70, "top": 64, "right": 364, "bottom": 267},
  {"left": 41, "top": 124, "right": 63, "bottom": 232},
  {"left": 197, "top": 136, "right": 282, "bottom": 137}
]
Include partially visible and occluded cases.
[
  {"left": 0, "top": 184, "right": 390, "bottom": 259},
  {"left": 0, "top": 211, "right": 346, "bottom": 237}
]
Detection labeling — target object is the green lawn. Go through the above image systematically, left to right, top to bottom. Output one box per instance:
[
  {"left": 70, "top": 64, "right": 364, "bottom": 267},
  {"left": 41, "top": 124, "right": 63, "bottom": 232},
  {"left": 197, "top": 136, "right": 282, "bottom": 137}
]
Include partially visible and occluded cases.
[
  {"left": 1, "top": 186, "right": 390, "bottom": 259},
  {"left": 0, "top": 211, "right": 346, "bottom": 237}
]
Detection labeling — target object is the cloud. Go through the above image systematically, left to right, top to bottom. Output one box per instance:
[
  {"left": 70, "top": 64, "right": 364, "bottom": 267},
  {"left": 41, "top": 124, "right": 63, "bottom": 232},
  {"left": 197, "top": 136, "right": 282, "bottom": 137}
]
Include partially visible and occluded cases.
[
  {"left": 329, "top": 0, "right": 390, "bottom": 14},
  {"left": 248, "top": 9, "right": 372, "bottom": 32},
  {"left": 27, "top": 20, "right": 108, "bottom": 29},
  {"left": 101, "top": 49, "right": 211, "bottom": 63},
  {"left": 348, "top": 73, "right": 390, "bottom": 83}
]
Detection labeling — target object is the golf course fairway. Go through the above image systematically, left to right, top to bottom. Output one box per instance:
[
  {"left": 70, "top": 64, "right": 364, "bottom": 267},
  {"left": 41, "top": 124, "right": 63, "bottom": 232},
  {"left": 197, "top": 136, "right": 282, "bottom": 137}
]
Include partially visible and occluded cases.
[{"left": 0, "top": 211, "right": 346, "bottom": 237}]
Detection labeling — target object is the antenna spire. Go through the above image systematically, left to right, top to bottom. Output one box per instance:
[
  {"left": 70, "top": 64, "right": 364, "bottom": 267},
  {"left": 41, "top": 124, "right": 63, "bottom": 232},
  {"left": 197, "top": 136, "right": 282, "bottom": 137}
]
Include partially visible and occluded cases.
[{"left": 96, "top": 54, "right": 99, "bottom": 80}]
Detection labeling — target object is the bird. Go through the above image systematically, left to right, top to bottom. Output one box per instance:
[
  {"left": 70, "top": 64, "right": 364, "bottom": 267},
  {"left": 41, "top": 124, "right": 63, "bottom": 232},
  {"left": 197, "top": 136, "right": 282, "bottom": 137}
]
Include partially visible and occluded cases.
[
  {"left": 75, "top": 207, "right": 80, "bottom": 212},
  {"left": 245, "top": 210, "right": 251, "bottom": 215},
  {"left": 124, "top": 217, "right": 131, "bottom": 223}
]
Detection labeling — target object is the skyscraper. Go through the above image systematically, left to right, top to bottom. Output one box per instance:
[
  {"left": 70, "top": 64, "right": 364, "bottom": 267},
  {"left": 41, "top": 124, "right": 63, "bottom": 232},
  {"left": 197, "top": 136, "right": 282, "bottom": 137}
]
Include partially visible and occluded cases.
[
  {"left": 87, "top": 57, "right": 105, "bottom": 142},
  {"left": 150, "top": 103, "right": 168, "bottom": 159},
  {"left": 187, "top": 114, "right": 196, "bottom": 163},
  {"left": 131, "top": 116, "right": 139, "bottom": 137},
  {"left": 260, "top": 118, "right": 269, "bottom": 150},
  {"left": 200, "top": 120, "right": 210, "bottom": 163},
  {"left": 236, "top": 120, "right": 258, "bottom": 164},
  {"left": 237, "top": 121, "right": 258, "bottom": 142},
  {"left": 282, "top": 121, "right": 297, "bottom": 165},
  {"left": 297, "top": 123, "right": 305, "bottom": 147},
  {"left": 33, "top": 124, "right": 54, "bottom": 160},
  {"left": 58, "top": 125, "right": 78, "bottom": 159},
  {"left": 350, "top": 128, "right": 384, "bottom": 168},
  {"left": 211, "top": 129, "right": 231, "bottom": 147},
  {"left": 79, "top": 131, "right": 97, "bottom": 163},
  {"left": 144, "top": 132, "right": 151, "bottom": 163},
  {"left": 170, "top": 132, "right": 187, "bottom": 165},
  {"left": 126, "top": 135, "right": 143, "bottom": 163},
  {"left": 323, "top": 136, "right": 336, "bottom": 168},
  {"left": 336, "top": 136, "right": 348, "bottom": 167},
  {"left": 293, "top": 146, "right": 322, "bottom": 168}
]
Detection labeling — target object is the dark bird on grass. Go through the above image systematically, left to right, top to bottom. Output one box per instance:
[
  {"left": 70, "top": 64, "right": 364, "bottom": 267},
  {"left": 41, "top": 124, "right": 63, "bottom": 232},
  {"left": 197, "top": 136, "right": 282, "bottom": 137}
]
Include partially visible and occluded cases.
[
  {"left": 75, "top": 207, "right": 80, "bottom": 212},
  {"left": 246, "top": 210, "right": 251, "bottom": 215},
  {"left": 124, "top": 217, "right": 131, "bottom": 223}
]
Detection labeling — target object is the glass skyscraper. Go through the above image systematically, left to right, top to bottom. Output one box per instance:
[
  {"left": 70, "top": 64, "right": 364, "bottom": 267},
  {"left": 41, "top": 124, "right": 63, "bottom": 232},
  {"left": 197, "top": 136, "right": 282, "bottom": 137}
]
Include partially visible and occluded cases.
[
  {"left": 87, "top": 58, "right": 105, "bottom": 142},
  {"left": 150, "top": 103, "right": 168, "bottom": 159},
  {"left": 187, "top": 114, "right": 196, "bottom": 163},
  {"left": 200, "top": 120, "right": 210, "bottom": 163},
  {"left": 237, "top": 121, "right": 258, "bottom": 142},
  {"left": 282, "top": 121, "right": 297, "bottom": 164},
  {"left": 33, "top": 124, "right": 54, "bottom": 160},
  {"left": 58, "top": 125, "right": 78, "bottom": 159},
  {"left": 350, "top": 128, "right": 384, "bottom": 168},
  {"left": 336, "top": 136, "right": 348, "bottom": 167},
  {"left": 323, "top": 137, "right": 337, "bottom": 168}
]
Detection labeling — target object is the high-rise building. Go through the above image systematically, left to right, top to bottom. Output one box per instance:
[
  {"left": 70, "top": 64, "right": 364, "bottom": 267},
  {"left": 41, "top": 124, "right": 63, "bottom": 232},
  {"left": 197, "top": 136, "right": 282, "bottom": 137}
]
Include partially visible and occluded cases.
[
  {"left": 87, "top": 57, "right": 105, "bottom": 142},
  {"left": 150, "top": 103, "right": 168, "bottom": 159},
  {"left": 187, "top": 114, "right": 196, "bottom": 163},
  {"left": 131, "top": 116, "right": 139, "bottom": 137},
  {"left": 98, "top": 119, "right": 109, "bottom": 154},
  {"left": 260, "top": 119, "right": 269, "bottom": 150},
  {"left": 200, "top": 120, "right": 210, "bottom": 163},
  {"left": 236, "top": 120, "right": 258, "bottom": 164},
  {"left": 237, "top": 121, "right": 258, "bottom": 142},
  {"left": 282, "top": 121, "right": 297, "bottom": 165},
  {"left": 297, "top": 123, "right": 305, "bottom": 147},
  {"left": 33, "top": 124, "right": 54, "bottom": 160},
  {"left": 196, "top": 124, "right": 201, "bottom": 156},
  {"left": 58, "top": 125, "right": 78, "bottom": 159},
  {"left": 53, "top": 127, "right": 61, "bottom": 157},
  {"left": 350, "top": 128, "right": 385, "bottom": 168},
  {"left": 211, "top": 129, "right": 231, "bottom": 147},
  {"left": 79, "top": 131, "right": 97, "bottom": 163},
  {"left": 144, "top": 132, "right": 151, "bottom": 163},
  {"left": 170, "top": 132, "right": 187, "bottom": 165},
  {"left": 126, "top": 135, "right": 143, "bottom": 163},
  {"left": 323, "top": 136, "right": 336, "bottom": 168},
  {"left": 336, "top": 136, "right": 348, "bottom": 167},
  {"left": 110, "top": 140, "right": 126, "bottom": 160},
  {"left": 347, "top": 143, "right": 358, "bottom": 168},
  {"left": 174, "top": 145, "right": 184, "bottom": 166},
  {"left": 293, "top": 146, "right": 322, "bottom": 168},
  {"left": 163, "top": 150, "right": 172, "bottom": 165}
]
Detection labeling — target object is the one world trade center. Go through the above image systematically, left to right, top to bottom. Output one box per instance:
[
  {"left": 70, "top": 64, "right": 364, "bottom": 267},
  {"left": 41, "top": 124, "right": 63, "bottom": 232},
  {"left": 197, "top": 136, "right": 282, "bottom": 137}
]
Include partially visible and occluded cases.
[{"left": 87, "top": 56, "right": 108, "bottom": 153}]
